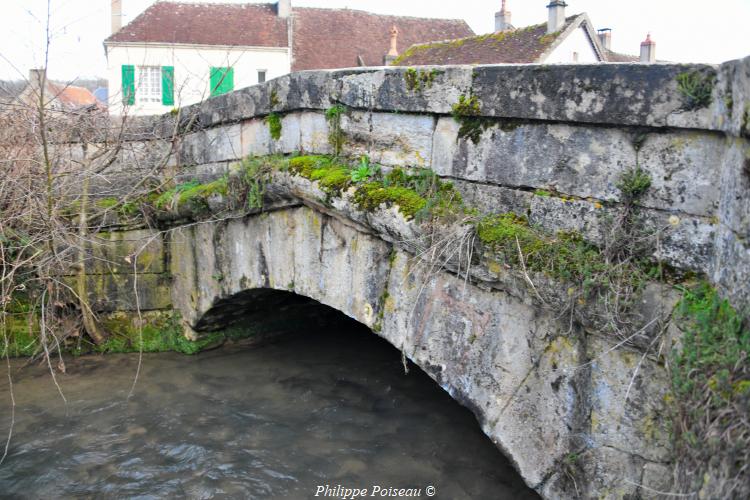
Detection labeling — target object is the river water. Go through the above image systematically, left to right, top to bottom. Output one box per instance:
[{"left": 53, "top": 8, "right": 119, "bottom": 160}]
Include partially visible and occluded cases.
[{"left": 0, "top": 322, "right": 538, "bottom": 499}]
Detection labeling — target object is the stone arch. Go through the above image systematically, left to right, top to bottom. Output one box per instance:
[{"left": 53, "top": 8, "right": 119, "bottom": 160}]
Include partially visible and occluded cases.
[{"left": 167, "top": 205, "right": 588, "bottom": 497}]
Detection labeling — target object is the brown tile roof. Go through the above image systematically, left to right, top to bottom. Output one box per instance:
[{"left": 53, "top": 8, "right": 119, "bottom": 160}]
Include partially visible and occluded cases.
[
  {"left": 105, "top": 2, "right": 289, "bottom": 47},
  {"left": 105, "top": 2, "right": 473, "bottom": 71},
  {"left": 291, "top": 8, "right": 473, "bottom": 71},
  {"left": 392, "top": 17, "right": 583, "bottom": 66},
  {"left": 603, "top": 49, "right": 640, "bottom": 63}
]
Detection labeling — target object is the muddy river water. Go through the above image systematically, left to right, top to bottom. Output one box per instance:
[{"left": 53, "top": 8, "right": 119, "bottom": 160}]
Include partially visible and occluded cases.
[{"left": 0, "top": 323, "right": 538, "bottom": 499}]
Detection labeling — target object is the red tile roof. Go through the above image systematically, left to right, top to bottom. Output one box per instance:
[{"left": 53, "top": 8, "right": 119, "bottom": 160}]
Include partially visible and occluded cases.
[
  {"left": 105, "top": 2, "right": 289, "bottom": 47},
  {"left": 105, "top": 2, "right": 474, "bottom": 71},
  {"left": 292, "top": 8, "right": 473, "bottom": 70},
  {"left": 392, "top": 17, "right": 579, "bottom": 66},
  {"left": 46, "top": 80, "right": 102, "bottom": 108},
  {"left": 48, "top": 82, "right": 99, "bottom": 107}
]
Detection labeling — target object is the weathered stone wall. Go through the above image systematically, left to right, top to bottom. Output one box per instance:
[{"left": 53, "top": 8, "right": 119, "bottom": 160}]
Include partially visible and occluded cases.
[
  {"left": 80, "top": 57, "right": 750, "bottom": 499},
  {"left": 117, "top": 57, "right": 750, "bottom": 312}
]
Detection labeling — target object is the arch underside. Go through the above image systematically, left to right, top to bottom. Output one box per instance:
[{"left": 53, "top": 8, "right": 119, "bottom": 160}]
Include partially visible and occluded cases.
[{"left": 171, "top": 204, "right": 670, "bottom": 498}]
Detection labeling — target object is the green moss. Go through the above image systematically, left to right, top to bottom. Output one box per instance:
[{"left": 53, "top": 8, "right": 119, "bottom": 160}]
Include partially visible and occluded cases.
[
  {"left": 539, "top": 32, "right": 559, "bottom": 45},
  {"left": 404, "top": 68, "right": 440, "bottom": 92},
  {"left": 676, "top": 70, "right": 716, "bottom": 110},
  {"left": 451, "top": 94, "right": 492, "bottom": 145},
  {"left": 265, "top": 112, "right": 282, "bottom": 140},
  {"left": 288, "top": 155, "right": 333, "bottom": 178},
  {"left": 288, "top": 155, "right": 355, "bottom": 196},
  {"left": 310, "top": 165, "right": 351, "bottom": 194},
  {"left": 154, "top": 178, "right": 228, "bottom": 212},
  {"left": 353, "top": 183, "right": 427, "bottom": 219},
  {"left": 534, "top": 189, "right": 552, "bottom": 197},
  {"left": 96, "top": 197, "right": 119, "bottom": 209},
  {"left": 476, "top": 213, "right": 620, "bottom": 286},
  {"left": 96, "top": 311, "right": 254, "bottom": 355},
  {"left": 1, "top": 313, "right": 39, "bottom": 357}
]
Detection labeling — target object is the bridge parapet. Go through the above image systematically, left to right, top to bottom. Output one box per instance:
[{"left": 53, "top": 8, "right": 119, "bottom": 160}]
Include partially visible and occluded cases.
[{"left": 115, "top": 57, "right": 749, "bottom": 311}]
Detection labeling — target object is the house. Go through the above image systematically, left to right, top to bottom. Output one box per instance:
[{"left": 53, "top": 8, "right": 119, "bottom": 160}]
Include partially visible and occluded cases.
[
  {"left": 104, "top": 0, "right": 474, "bottom": 115},
  {"left": 391, "top": 1, "right": 648, "bottom": 67},
  {"left": 11, "top": 69, "right": 102, "bottom": 112}
]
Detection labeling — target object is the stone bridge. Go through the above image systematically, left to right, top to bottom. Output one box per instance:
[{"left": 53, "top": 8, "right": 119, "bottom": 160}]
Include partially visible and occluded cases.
[{"left": 67, "top": 57, "right": 750, "bottom": 498}]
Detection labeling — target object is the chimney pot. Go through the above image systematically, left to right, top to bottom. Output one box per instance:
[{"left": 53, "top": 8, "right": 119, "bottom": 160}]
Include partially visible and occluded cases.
[
  {"left": 111, "top": 0, "right": 122, "bottom": 34},
  {"left": 277, "top": 0, "right": 291, "bottom": 18},
  {"left": 547, "top": 1, "right": 567, "bottom": 34},
  {"left": 384, "top": 26, "right": 399, "bottom": 65},
  {"left": 640, "top": 33, "right": 656, "bottom": 63}
]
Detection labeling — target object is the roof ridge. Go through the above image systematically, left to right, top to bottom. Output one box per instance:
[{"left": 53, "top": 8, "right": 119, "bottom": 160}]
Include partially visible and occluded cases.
[
  {"left": 152, "top": 1, "right": 274, "bottom": 5},
  {"left": 293, "top": 6, "right": 469, "bottom": 24},
  {"left": 404, "top": 19, "right": 550, "bottom": 51}
]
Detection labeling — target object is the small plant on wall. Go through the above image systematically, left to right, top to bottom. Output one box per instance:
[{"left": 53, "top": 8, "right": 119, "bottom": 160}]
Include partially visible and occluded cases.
[{"left": 265, "top": 112, "right": 282, "bottom": 141}]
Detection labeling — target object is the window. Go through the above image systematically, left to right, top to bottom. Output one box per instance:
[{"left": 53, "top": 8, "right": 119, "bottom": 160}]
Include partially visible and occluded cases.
[
  {"left": 137, "top": 66, "right": 161, "bottom": 103},
  {"left": 210, "top": 67, "right": 234, "bottom": 96},
  {"left": 257, "top": 70, "right": 266, "bottom": 83}
]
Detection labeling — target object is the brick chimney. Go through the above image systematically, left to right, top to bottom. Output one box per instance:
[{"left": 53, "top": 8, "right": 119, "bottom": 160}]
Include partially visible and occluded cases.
[
  {"left": 111, "top": 0, "right": 122, "bottom": 34},
  {"left": 277, "top": 0, "right": 291, "bottom": 18},
  {"left": 495, "top": 0, "right": 512, "bottom": 32},
  {"left": 547, "top": 1, "right": 567, "bottom": 34},
  {"left": 383, "top": 26, "right": 399, "bottom": 65},
  {"left": 597, "top": 28, "right": 612, "bottom": 50},
  {"left": 640, "top": 33, "right": 656, "bottom": 63}
]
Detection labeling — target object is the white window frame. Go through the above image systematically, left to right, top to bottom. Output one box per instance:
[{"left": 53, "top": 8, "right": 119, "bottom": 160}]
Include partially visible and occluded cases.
[
  {"left": 137, "top": 66, "right": 161, "bottom": 104},
  {"left": 257, "top": 69, "right": 267, "bottom": 84}
]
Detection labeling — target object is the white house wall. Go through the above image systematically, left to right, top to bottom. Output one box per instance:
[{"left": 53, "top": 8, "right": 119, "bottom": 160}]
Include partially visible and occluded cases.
[
  {"left": 544, "top": 27, "right": 600, "bottom": 64},
  {"left": 106, "top": 43, "right": 291, "bottom": 115}
]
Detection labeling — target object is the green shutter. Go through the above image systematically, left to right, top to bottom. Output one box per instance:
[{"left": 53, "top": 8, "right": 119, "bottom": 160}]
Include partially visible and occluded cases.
[
  {"left": 122, "top": 64, "right": 135, "bottom": 105},
  {"left": 162, "top": 66, "right": 174, "bottom": 105},
  {"left": 210, "top": 67, "right": 234, "bottom": 97}
]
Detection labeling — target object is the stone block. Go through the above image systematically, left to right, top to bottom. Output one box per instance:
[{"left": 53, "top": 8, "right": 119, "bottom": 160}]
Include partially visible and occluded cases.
[
  {"left": 341, "top": 111, "right": 435, "bottom": 167},
  {"left": 240, "top": 118, "right": 272, "bottom": 157},
  {"left": 179, "top": 123, "right": 241, "bottom": 166}
]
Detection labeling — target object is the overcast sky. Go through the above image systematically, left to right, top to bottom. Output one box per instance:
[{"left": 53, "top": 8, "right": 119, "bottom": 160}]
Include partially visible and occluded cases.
[{"left": 0, "top": 0, "right": 748, "bottom": 82}]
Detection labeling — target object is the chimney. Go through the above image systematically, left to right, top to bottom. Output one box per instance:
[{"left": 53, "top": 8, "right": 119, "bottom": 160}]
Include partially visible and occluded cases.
[
  {"left": 111, "top": 0, "right": 122, "bottom": 34},
  {"left": 277, "top": 0, "right": 291, "bottom": 18},
  {"left": 495, "top": 0, "right": 512, "bottom": 32},
  {"left": 547, "top": 1, "right": 567, "bottom": 34},
  {"left": 383, "top": 26, "right": 399, "bottom": 65},
  {"left": 597, "top": 28, "right": 612, "bottom": 50},
  {"left": 640, "top": 33, "right": 656, "bottom": 63},
  {"left": 29, "top": 68, "right": 46, "bottom": 90}
]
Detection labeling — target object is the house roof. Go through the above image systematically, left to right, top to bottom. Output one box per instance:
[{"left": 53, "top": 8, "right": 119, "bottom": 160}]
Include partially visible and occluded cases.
[
  {"left": 104, "top": 2, "right": 474, "bottom": 71},
  {"left": 105, "top": 2, "right": 289, "bottom": 47},
  {"left": 291, "top": 8, "right": 473, "bottom": 70},
  {"left": 392, "top": 13, "right": 644, "bottom": 66},
  {"left": 392, "top": 15, "right": 595, "bottom": 66},
  {"left": 603, "top": 49, "right": 640, "bottom": 63},
  {"left": 47, "top": 82, "right": 100, "bottom": 107}
]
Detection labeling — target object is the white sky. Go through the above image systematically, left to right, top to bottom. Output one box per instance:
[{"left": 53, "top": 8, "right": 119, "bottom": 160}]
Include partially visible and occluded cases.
[{"left": 0, "top": 0, "right": 748, "bottom": 82}]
